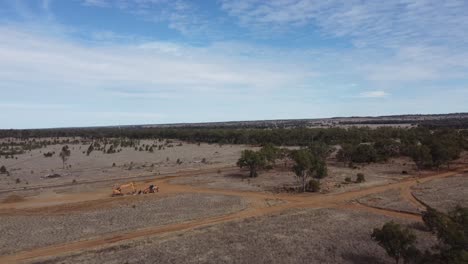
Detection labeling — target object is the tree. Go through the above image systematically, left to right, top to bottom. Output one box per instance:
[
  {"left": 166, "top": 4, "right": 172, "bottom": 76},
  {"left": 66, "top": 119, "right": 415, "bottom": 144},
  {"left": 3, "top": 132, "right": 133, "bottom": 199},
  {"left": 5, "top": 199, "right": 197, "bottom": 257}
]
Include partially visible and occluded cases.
[
  {"left": 375, "top": 139, "right": 400, "bottom": 161},
  {"left": 308, "top": 142, "right": 331, "bottom": 160},
  {"left": 86, "top": 144, "right": 94, "bottom": 156},
  {"left": 259, "top": 144, "right": 280, "bottom": 165},
  {"left": 336, "top": 144, "right": 353, "bottom": 166},
  {"left": 351, "top": 144, "right": 377, "bottom": 163},
  {"left": 410, "top": 144, "right": 433, "bottom": 172},
  {"left": 59, "top": 145, "right": 71, "bottom": 169},
  {"left": 291, "top": 149, "right": 327, "bottom": 192},
  {"left": 237, "top": 150, "right": 266, "bottom": 178},
  {"left": 422, "top": 206, "right": 468, "bottom": 263},
  {"left": 371, "top": 221, "right": 418, "bottom": 264}
]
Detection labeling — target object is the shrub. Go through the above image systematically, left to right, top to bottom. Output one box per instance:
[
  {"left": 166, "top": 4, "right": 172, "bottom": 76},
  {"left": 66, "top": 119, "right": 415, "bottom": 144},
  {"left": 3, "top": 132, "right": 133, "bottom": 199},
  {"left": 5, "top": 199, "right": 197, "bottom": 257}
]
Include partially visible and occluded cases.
[
  {"left": 201, "top": 158, "right": 207, "bottom": 163},
  {"left": 112, "top": 163, "right": 116, "bottom": 167},
  {"left": 0, "top": 165, "right": 6, "bottom": 174},
  {"left": 356, "top": 173, "right": 365, "bottom": 183},
  {"left": 345, "top": 177, "right": 352, "bottom": 183},
  {"left": 15, "top": 178, "right": 21, "bottom": 184},
  {"left": 307, "top": 179, "right": 321, "bottom": 192}
]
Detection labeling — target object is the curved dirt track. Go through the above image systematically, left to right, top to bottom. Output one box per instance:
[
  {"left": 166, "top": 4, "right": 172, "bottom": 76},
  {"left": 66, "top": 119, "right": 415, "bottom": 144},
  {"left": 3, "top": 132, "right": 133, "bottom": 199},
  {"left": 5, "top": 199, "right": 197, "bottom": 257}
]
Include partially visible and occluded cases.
[{"left": 1, "top": 166, "right": 466, "bottom": 263}]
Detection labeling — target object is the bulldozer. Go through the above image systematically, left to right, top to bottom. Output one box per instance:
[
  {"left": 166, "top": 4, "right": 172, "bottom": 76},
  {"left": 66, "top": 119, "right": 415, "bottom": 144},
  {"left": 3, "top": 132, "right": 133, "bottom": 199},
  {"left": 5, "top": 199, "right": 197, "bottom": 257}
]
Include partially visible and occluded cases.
[
  {"left": 111, "top": 182, "right": 159, "bottom": 196},
  {"left": 112, "top": 182, "right": 137, "bottom": 196},
  {"left": 142, "top": 184, "right": 159, "bottom": 194}
]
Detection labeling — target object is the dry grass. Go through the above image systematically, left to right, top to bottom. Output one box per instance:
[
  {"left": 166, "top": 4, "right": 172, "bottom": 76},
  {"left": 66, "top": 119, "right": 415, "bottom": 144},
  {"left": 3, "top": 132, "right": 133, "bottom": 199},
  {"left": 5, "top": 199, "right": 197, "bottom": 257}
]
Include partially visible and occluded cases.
[
  {"left": 0, "top": 140, "right": 254, "bottom": 189},
  {"left": 412, "top": 174, "right": 468, "bottom": 213},
  {"left": 357, "top": 189, "right": 420, "bottom": 214},
  {"left": 0, "top": 193, "right": 247, "bottom": 255},
  {"left": 35, "top": 208, "right": 436, "bottom": 264}
]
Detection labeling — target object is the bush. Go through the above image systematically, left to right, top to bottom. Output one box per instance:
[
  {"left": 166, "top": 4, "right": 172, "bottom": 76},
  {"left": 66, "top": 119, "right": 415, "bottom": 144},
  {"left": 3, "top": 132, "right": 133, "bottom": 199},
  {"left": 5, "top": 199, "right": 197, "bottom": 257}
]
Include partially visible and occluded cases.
[
  {"left": 351, "top": 144, "right": 377, "bottom": 163},
  {"left": 112, "top": 163, "right": 116, "bottom": 167},
  {"left": 0, "top": 165, "right": 6, "bottom": 174},
  {"left": 356, "top": 173, "right": 365, "bottom": 183},
  {"left": 345, "top": 177, "right": 352, "bottom": 183},
  {"left": 15, "top": 178, "right": 21, "bottom": 184},
  {"left": 307, "top": 179, "right": 321, "bottom": 192}
]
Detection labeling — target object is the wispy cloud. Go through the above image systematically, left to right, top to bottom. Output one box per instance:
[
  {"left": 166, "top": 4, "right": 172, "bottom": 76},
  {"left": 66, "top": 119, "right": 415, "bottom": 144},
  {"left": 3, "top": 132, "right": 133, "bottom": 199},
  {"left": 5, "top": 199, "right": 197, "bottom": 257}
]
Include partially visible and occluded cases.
[
  {"left": 81, "top": 0, "right": 212, "bottom": 36},
  {"left": 220, "top": 0, "right": 468, "bottom": 47},
  {"left": 0, "top": 25, "right": 314, "bottom": 94},
  {"left": 358, "top": 90, "right": 389, "bottom": 98}
]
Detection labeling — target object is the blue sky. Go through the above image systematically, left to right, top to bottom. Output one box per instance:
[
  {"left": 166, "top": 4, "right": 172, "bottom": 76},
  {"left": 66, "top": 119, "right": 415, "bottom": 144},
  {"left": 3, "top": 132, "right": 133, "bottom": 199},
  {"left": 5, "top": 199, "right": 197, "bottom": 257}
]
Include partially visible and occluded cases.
[{"left": 1, "top": 0, "right": 467, "bottom": 128}]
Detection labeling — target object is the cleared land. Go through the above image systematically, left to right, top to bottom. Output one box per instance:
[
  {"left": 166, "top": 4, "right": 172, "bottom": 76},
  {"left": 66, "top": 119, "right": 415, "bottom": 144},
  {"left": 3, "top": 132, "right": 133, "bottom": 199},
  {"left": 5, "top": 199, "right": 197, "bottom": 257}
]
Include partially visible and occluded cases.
[
  {"left": 0, "top": 138, "right": 466, "bottom": 264},
  {"left": 0, "top": 193, "right": 247, "bottom": 255},
  {"left": 34, "top": 208, "right": 435, "bottom": 264}
]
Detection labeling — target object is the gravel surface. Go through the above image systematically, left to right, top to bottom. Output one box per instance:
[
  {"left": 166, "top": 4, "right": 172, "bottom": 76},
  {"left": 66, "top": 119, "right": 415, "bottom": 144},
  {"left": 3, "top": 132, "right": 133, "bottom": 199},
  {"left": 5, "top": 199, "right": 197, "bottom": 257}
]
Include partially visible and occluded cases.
[
  {"left": 412, "top": 174, "right": 468, "bottom": 213},
  {"left": 357, "top": 189, "right": 420, "bottom": 214},
  {"left": 0, "top": 193, "right": 247, "bottom": 255},
  {"left": 36, "top": 208, "right": 435, "bottom": 264}
]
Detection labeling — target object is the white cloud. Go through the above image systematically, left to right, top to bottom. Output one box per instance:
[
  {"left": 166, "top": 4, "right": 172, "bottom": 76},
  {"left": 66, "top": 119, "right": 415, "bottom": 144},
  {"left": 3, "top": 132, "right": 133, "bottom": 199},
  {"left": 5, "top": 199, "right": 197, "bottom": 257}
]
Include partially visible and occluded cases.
[
  {"left": 0, "top": 26, "right": 314, "bottom": 95},
  {"left": 358, "top": 90, "right": 389, "bottom": 98}
]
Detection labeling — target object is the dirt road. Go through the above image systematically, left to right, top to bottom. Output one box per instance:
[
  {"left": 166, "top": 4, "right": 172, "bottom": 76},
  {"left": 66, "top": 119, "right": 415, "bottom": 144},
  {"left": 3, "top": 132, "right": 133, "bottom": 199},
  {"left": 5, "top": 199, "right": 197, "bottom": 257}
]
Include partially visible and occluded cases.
[{"left": 0, "top": 166, "right": 466, "bottom": 263}]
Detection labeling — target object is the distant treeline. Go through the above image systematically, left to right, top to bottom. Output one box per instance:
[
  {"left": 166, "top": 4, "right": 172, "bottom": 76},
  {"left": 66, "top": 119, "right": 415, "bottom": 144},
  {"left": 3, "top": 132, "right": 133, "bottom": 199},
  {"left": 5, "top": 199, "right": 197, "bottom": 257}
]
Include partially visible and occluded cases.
[
  {"left": 341, "top": 117, "right": 468, "bottom": 129},
  {"left": 0, "top": 126, "right": 467, "bottom": 146}
]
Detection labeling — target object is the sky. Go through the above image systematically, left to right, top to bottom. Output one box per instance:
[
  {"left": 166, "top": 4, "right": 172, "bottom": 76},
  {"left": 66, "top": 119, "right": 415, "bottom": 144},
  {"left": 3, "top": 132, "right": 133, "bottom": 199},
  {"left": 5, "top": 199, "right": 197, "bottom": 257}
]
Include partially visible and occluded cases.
[{"left": 0, "top": 0, "right": 467, "bottom": 129}]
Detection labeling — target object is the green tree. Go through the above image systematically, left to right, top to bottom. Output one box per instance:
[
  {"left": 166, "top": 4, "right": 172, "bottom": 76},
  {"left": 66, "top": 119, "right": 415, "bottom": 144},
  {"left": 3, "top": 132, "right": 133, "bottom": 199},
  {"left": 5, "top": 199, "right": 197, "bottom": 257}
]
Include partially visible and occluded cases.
[
  {"left": 374, "top": 139, "right": 400, "bottom": 161},
  {"left": 308, "top": 141, "right": 331, "bottom": 160},
  {"left": 259, "top": 144, "right": 280, "bottom": 165},
  {"left": 336, "top": 144, "right": 353, "bottom": 166},
  {"left": 351, "top": 144, "right": 377, "bottom": 163},
  {"left": 410, "top": 144, "right": 433, "bottom": 172},
  {"left": 59, "top": 145, "right": 71, "bottom": 169},
  {"left": 291, "top": 149, "right": 327, "bottom": 192},
  {"left": 237, "top": 150, "right": 266, "bottom": 178},
  {"left": 422, "top": 206, "right": 468, "bottom": 264},
  {"left": 371, "top": 221, "right": 418, "bottom": 264}
]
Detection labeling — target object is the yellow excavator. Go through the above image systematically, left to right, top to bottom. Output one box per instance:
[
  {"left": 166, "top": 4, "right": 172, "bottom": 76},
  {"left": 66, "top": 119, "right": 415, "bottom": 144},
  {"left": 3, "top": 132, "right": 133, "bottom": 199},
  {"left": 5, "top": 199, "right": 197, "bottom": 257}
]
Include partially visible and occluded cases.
[
  {"left": 111, "top": 182, "right": 159, "bottom": 196},
  {"left": 112, "top": 182, "right": 137, "bottom": 196}
]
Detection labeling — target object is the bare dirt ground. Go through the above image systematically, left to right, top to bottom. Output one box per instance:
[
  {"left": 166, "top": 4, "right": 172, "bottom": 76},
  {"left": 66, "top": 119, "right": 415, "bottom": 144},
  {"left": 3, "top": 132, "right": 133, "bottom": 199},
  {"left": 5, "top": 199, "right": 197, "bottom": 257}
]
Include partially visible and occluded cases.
[
  {"left": 0, "top": 140, "right": 467, "bottom": 264},
  {"left": 0, "top": 140, "right": 254, "bottom": 189}
]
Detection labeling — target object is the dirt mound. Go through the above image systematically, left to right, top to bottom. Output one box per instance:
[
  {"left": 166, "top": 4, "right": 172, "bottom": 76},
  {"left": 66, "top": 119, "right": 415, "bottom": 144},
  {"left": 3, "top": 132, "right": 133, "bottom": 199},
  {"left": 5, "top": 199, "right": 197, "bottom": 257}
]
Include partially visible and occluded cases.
[{"left": 2, "top": 194, "right": 25, "bottom": 203}]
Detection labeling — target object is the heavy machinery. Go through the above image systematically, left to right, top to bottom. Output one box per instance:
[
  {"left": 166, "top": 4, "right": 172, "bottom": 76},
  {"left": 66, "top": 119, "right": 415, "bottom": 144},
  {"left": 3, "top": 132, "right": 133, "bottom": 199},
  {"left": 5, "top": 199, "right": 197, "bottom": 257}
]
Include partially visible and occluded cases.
[
  {"left": 111, "top": 182, "right": 159, "bottom": 196},
  {"left": 112, "top": 182, "right": 136, "bottom": 196},
  {"left": 142, "top": 184, "right": 159, "bottom": 194}
]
